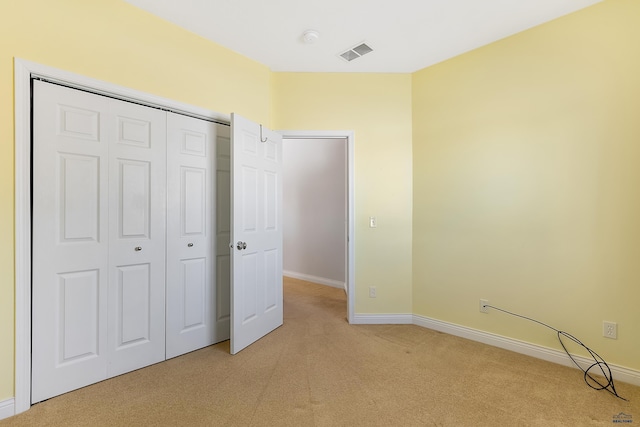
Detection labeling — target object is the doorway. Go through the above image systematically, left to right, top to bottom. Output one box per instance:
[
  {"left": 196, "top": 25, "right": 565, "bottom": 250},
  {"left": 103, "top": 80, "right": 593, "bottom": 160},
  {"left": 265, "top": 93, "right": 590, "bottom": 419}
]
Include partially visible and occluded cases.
[{"left": 280, "top": 132, "right": 355, "bottom": 323}]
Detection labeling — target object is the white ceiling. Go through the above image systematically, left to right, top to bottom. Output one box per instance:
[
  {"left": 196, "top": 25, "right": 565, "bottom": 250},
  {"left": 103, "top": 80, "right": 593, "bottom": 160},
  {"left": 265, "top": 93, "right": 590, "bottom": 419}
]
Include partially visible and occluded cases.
[{"left": 124, "top": 0, "right": 601, "bottom": 73}]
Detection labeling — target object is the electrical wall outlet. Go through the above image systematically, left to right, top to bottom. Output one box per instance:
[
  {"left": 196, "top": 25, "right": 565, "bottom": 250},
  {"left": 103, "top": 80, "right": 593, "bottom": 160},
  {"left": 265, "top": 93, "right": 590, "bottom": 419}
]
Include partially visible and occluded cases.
[
  {"left": 369, "top": 286, "right": 376, "bottom": 298},
  {"left": 479, "top": 299, "right": 489, "bottom": 314},
  {"left": 603, "top": 321, "right": 617, "bottom": 339}
]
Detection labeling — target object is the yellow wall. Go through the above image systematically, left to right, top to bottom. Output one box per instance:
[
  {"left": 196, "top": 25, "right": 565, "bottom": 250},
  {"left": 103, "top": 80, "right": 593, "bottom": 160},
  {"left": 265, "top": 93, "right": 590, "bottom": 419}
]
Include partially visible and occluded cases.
[
  {"left": 0, "top": 0, "right": 271, "bottom": 401},
  {"left": 3, "top": 0, "right": 638, "bottom": 407},
  {"left": 412, "top": 0, "right": 640, "bottom": 370},
  {"left": 272, "top": 73, "right": 413, "bottom": 314}
]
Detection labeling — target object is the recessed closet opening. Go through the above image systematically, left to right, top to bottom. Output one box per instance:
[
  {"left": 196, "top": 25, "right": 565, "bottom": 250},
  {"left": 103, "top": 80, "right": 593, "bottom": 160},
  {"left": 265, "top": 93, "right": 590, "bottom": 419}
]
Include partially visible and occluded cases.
[{"left": 15, "top": 59, "right": 286, "bottom": 412}]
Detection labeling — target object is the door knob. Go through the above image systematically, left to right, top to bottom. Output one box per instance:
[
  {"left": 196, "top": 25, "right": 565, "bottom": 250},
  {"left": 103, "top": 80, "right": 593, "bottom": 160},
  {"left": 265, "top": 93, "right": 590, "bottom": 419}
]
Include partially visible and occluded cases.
[
  {"left": 236, "top": 241, "right": 247, "bottom": 250},
  {"left": 187, "top": 243, "right": 194, "bottom": 247},
  {"left": 134, "top": 246, "right": 142, "bottom": 251}
]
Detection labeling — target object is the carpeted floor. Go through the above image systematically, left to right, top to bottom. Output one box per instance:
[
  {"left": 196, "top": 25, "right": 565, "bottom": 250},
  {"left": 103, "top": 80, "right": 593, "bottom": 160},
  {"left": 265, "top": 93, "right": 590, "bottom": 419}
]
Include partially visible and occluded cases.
[{"left": 2, "top": 277, "right": 639, "bottom": 426}]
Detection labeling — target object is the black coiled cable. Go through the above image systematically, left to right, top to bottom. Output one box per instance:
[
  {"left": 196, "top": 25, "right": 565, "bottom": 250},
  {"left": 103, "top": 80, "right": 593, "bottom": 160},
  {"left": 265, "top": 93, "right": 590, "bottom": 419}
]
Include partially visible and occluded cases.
[{"left": 485, "top": 304, "right": 627, "bottom": 401}]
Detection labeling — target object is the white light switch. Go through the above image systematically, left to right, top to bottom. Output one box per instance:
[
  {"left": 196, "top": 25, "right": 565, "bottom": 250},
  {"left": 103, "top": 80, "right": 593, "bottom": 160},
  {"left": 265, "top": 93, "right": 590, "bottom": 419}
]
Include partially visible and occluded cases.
[{"left": 369, "top": 216, "right": 377, "bottom": 228}]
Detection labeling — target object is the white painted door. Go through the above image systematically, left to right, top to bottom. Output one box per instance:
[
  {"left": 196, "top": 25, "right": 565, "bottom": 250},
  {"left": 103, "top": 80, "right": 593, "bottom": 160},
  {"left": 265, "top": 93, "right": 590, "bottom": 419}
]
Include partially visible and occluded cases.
[
  {"left": 32, "top": 80, "right": 110, "bottom": 402},
  {"left": 32, "top": 81, "right": 167, "bottom": 401},
  {"left": 107, "top": 98, "right": 167, "bottom": 375},
  {"left": 166, "top": 113, "right": 229, "bottom": 358},
  {"left": 230, "top": 114, "right": 283, "bottom": 354}
]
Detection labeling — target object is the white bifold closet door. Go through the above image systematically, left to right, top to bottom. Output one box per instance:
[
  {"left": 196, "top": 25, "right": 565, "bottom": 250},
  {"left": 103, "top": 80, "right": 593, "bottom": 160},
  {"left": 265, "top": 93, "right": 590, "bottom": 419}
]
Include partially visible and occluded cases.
[
  {"left": 31, "top": 80, "right": 283, "bottom": 403},
  {"left": 32, "top": 80, "right": 167, "bottom": 402},
  {"left": 166, "top": 113, "right": 230, "bottom": 358}
]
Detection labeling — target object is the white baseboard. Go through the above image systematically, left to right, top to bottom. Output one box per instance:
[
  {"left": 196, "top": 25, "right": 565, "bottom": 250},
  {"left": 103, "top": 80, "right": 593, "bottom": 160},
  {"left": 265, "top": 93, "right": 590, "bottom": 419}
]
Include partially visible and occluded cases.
[
  {"left": 283, "top": 271, "right": 346, "bottom": 292},
  {"left": 348, "top": 312, "right": 640, "bottom": 387},
  {"left": 351, "top": 313, "right": 413, "bottom": 325},
  {"left": 413, "top": 314, "right": 640, "bottom": 387},
  {"left": 0, "top": 398, "right": 15, "bottom": 421}
]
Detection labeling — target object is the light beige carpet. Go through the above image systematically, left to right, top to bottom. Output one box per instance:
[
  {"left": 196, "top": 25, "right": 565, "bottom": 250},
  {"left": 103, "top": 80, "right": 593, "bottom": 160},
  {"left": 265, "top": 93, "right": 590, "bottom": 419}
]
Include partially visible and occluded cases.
[{"left": 3, "top": 277, "right": 639, "bottom": 426}]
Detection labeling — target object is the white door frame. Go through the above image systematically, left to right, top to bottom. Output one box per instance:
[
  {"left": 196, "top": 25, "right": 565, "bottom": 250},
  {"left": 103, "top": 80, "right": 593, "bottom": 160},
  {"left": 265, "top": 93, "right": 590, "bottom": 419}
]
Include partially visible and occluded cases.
[
  {"left": 13, "top": 59, "right": 229, "bottom": 415},
  {"left": 279, "top": 131, "right": 355, "bottom": 325}
]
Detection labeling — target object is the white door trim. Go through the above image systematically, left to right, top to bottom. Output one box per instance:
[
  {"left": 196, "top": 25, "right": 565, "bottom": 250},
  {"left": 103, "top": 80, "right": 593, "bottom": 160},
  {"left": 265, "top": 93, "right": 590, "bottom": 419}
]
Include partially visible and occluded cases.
[
  {"left": 13, "top": 58, "right": 229, "bottom": 414},
  {"left": 278, "top": 131, "right": 356, "bottom": 324}
]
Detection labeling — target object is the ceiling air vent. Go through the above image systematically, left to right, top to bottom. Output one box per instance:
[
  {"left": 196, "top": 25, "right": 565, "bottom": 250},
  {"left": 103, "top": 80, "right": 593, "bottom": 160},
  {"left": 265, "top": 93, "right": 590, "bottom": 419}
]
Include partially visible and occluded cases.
[{"left": 339, "top": 42, "right": 373, "bottom": 62}]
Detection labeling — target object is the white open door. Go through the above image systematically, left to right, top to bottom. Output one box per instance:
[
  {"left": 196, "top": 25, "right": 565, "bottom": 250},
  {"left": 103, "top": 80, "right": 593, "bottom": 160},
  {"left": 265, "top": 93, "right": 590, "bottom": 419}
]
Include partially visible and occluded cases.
[{"left": 230, "top": 113, "right": 283, "bottom": 354}]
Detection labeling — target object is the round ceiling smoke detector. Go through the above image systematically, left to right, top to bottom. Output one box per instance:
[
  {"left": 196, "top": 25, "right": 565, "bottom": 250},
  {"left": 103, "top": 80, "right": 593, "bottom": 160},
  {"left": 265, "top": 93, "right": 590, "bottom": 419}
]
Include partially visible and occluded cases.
[{"left": 302, "top": 30, "right": 320, "bottom": 44}]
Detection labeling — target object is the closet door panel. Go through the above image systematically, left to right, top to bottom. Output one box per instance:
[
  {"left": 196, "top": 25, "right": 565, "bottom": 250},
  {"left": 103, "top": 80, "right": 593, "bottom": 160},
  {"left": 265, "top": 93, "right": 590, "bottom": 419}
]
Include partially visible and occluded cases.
[
  {"left": 32, "top": 81, "right": 110, "bottom": 403},
  {"left": 107, "top": 98, "right": 167, "bottom": 376},
  {"left": 166, "top": 113, "right": 225, "bottom": 359},
  {"left": 116, "top": 263, "right": 151, "bottom": 347}
]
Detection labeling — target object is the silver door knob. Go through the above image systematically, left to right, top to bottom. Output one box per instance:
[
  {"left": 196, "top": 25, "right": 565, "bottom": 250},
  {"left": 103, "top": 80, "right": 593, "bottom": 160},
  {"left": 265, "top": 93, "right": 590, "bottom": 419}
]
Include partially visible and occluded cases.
[
  {"left": 236, "top": 241, "right": 247, "bottom": 250},
  {"left": 187, "top": 243, "right": 194, "bottom": 247},
  {"left": 134, "top": 246, "right": 142, "bottom": 251}
]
